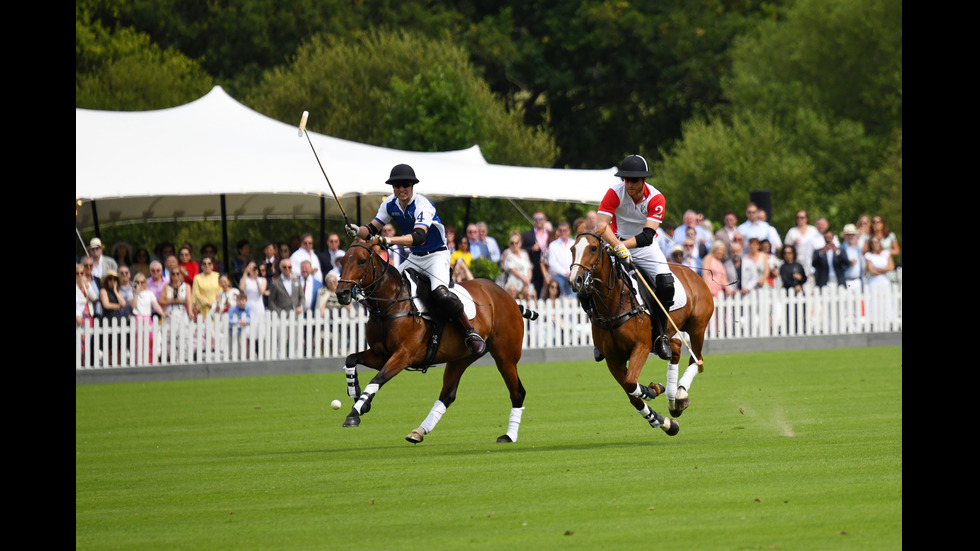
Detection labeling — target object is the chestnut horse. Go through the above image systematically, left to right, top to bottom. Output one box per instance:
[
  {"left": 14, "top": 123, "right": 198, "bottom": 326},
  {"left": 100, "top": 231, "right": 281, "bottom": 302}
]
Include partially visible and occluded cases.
[
  {"left": 568, "top": 232, "right": 714, "bottom": 436},
  {"left": 335, "top": 237, "right": 538, "bottom": 444}
]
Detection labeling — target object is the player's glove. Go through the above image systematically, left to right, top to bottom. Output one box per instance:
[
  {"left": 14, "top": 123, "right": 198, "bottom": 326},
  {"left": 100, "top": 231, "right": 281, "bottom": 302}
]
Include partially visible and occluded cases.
[
  {"left": 345, "top": 223, "right": 360, "bottom": 239},
  {"left": 377, "top": 236, "right": 392, "bottom": 248},
  {"left": 613, "top": 244, "right": 633, "bottom": 268}
]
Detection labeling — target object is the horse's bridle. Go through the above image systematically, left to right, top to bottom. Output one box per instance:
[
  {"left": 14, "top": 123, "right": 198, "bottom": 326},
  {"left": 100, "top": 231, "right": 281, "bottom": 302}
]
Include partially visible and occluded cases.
[
  {"left": 571, "top": 232, "right": 646, "bottom": 330},
  {"left": 570, "top": 233, "right": 616, "bottom": 296},
  {"left": 338, "top": 242, "right": 415, "bottom": 319}
]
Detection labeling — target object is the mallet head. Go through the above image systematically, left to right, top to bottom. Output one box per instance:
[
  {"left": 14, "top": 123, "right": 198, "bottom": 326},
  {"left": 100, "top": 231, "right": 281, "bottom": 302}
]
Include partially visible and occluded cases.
[{"left": 298, "top": 111, "right": 309, "bottom": 137}]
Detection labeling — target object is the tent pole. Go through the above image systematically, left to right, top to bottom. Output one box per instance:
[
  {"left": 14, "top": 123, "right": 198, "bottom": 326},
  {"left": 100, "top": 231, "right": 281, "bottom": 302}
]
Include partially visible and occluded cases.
[
  {"left": 220, "top": 194, "right": 229, "bottom": 273},
  {"left": 319, "top": 196, "right": 326, "bottom": 252},
  {"left": 91, "top": 200, "right": 101, "bottom": 242}
]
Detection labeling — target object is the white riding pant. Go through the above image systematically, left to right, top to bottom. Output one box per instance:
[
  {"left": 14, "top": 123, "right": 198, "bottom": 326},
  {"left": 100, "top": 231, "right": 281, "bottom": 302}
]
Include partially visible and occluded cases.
[
  {"left": 626, "top": 241, "right": 672, "bottom": 278},
  {"left": 397, "top": 249, "right": 452, "bottom": 290}
]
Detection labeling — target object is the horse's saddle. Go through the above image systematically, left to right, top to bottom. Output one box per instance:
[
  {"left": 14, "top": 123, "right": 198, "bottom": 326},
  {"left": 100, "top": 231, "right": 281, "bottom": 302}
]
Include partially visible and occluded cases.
[
  {"left": 627, "top": 264, "right": 687, "bottom": 314},
  {"left": 404, "top": 269, "right": 477, "bottom": 321}
]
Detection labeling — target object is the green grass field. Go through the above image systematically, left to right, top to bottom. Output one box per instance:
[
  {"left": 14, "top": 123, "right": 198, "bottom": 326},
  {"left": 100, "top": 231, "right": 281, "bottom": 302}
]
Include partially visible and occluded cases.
[{"left": 76, "top": 347, "right": 902, "bottom": 551}]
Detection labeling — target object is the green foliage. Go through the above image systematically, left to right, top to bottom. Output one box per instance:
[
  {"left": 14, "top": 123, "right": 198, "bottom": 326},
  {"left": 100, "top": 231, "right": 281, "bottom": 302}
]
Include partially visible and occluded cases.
[
  {"left": 466, "top": 0, "right": 784, "bottom": 168},
  {"left": 654, "top": 0, "right": 901, "bottom": 239},
  {"left": 726, "top": 0, "right": 902, "bottom": 137},
  {"left": 75, "top": 1, "right": 900, "bottom": 257},
  {"left": 76, "top": 10, "right": 212, "bottom": 110},
  {"left": 245, "top": 31, "right": 557, "bottom": 167},
  {"left": 383, "top": 66, "right": 489, "bottom": 152},
  {"left": 653, "top": 114, "right": 817, "bottom": 230},
  {"left": 469, "top": 256, "right": 501, "bottom": 281}
]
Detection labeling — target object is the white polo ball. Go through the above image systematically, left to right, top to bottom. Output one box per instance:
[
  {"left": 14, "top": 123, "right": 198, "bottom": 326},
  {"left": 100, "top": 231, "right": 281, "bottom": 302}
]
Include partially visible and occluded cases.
[{"left": 331, "top": 399, "right": 342, "bottom": 410}]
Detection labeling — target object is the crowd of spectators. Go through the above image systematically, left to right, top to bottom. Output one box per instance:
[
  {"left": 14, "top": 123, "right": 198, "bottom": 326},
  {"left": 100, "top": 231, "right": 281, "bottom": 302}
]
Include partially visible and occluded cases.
[
  {"left": 76, "top": 204, "right": 900, "bottom": 330},
  {"left": 466, "top": 204, "right": 898, "bottom": 302}
]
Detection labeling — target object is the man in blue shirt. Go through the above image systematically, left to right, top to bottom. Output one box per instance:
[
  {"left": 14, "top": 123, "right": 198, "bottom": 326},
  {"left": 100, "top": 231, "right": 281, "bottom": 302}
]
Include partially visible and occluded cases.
[{"left": 346, "top": 164, "right": 486, "bottom": 355}]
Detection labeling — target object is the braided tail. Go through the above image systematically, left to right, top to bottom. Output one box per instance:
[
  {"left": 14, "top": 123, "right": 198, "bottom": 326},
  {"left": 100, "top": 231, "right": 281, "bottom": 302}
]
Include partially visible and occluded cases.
[{"left": 519, "top": 305, "right": 539, "bottom": 321}]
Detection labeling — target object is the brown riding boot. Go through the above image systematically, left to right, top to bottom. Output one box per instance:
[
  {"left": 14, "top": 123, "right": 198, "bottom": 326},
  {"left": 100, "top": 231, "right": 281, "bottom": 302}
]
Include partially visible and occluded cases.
[{"left": 458, "top": 314, "right": 487, "bottom": 355}]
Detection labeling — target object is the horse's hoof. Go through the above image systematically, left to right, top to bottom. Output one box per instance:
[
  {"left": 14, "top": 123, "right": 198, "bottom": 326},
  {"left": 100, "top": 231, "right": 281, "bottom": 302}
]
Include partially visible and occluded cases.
[
  {"left": 593, "top": 347, "right": 605, "bottom": 362},
  {"left": 647, "top": 383, "right": 665, "bottom": 398},
  {"left": 670, "top": 388, "right": 690, "bottom": 417},
  {"left": 669, "top": 398, "right": 690, "bottom": 418},
  {"left": 343, "top": 411, "right": 361, "bottom": 427},
  {"left": 661, "top": 418, "right": 680, "bottom": 436},
  {"left": 406, "top": 430, "right": 424, "bottom": 444},
  {"left": 496, "top": 435, "right": 514, "bottom": 443}
]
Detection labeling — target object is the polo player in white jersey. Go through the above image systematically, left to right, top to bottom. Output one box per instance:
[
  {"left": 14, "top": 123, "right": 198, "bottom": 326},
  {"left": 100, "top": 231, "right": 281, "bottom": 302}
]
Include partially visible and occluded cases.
[
  {"left": 594, "top": 154, "right": 674, "bottom": 360},
  {"left": 346, "top": 164, "right": 486, "bottom": 355}
]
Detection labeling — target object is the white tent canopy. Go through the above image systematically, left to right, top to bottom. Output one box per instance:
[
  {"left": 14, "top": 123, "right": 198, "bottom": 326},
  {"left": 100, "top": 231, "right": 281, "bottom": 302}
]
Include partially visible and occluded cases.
[{"left": 75, "top": 86, "right": 617, "bottom": 231}]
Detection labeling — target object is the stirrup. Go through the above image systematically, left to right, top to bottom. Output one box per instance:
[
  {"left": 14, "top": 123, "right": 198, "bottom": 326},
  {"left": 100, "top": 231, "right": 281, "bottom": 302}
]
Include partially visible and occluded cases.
[
  {"left": 465, "top": 330, "right": 487, "bottom": 355},
  {"left": 654, "top": 336, "right": 671, "bottom": 360}
]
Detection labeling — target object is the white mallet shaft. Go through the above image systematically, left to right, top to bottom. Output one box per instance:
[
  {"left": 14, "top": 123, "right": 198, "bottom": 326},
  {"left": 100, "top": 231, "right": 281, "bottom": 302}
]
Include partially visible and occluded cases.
[
  {"left": 298, "top": 111, "right": 309, "bottom": 137},
  {"left": 634, "top": 269, "right": 703, "bottom": 368}
]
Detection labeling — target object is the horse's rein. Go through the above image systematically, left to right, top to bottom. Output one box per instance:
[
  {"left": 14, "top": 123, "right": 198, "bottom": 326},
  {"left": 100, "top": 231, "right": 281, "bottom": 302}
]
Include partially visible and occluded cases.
[
  {"left": 570, "top": 233, "right": 617, "bottom": 296},
  {"left": 573, "top": 234, "right": 645, "bottom": 327},
  {"left": 338, "top": 242, "right": 397, "bottom": 301},
  {"left": 339, "top": 242, "right": 417, "bottom": 317}
]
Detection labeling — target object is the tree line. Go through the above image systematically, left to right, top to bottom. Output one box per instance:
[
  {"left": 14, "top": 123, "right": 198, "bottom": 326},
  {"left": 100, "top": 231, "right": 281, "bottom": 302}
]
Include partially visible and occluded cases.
[{"left": 76, "top": 0, "right": 901, "bottom": 261}]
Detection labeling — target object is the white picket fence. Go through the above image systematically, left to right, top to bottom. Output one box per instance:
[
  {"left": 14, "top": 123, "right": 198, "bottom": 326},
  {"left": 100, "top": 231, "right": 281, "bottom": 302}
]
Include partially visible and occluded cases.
[{"left": 75, "top": 283, "right": 901, "bottom": 370}]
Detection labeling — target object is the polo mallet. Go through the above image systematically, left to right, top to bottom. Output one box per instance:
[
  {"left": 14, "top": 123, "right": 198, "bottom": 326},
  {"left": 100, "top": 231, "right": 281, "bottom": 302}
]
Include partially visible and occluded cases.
[
  {"left": 298, "top": 111, "right": 350, "bottom": 228},
  {"left": 632, "top": 267, "right": 703, "bottom": 371}
]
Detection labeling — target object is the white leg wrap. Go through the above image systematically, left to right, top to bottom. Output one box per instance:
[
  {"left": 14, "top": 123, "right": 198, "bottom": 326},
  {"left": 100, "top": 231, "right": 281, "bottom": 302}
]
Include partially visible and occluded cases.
[
  {"left": 666, "top": 363, "right": 679, "bottom": 400},
  {"left": 679, "top": 364, "right": 699, "bottom": 392},
  {"left": 345, "top": 366, "right": 359, "bottom": 399},
  {"left": 353, "top": 383, "right": 379, "bottom": 414},
  {"left": 629, "top": 383, "right": 644, "bottom": 397},
  {"left": 417, "top": 400, "right": 448, "bottom": 435},
  {"left": 636, "top": 404, "right": 662, "bottom": 428},
  {"left": 505, "top": 407, "right": 524, "bottom": 442}
]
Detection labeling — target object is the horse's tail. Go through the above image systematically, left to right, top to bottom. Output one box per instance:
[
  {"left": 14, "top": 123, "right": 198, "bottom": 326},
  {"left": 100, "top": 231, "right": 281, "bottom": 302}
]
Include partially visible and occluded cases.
[{"left": 519, "top": 305, "right": 540, "bottom": 321}]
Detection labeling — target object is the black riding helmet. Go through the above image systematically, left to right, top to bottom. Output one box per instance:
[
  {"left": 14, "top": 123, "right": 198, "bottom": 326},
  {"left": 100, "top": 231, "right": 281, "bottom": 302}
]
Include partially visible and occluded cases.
[
  {"left": 614, "top": 154, "right": 651, "bottom": 179},
  {"left": 386, "top": 164, "right": 419, "bottom": 185}
]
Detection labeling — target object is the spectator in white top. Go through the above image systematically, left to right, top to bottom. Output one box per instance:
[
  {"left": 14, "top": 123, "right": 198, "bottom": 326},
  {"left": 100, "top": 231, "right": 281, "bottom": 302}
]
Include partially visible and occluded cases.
[
  {"left": 735, "top": 203, "right": 775, "bottom": 244},
  {"left": 783, "top": 210, "right": 821, "bottom": 277},
  {"left": 476, "top": 221, "right": 501, "bottom": 263},
  {"left": 547, "top": 221, "right": 575, "bottom": 296},
  {"left": 289, "top": 233, "right": 321, "bottom": 281},
  {"left": 88, "top": 237, "right": 118, "bottom": 280}
]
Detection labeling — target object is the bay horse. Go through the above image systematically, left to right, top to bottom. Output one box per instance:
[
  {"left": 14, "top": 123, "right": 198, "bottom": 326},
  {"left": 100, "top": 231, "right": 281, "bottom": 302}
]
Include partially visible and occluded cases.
[
  {"left": 568, "top": 232, "right": 714, "bottom": 436},
  {"left": 335, "top": 237, "right": 538, "bottom": 444}
]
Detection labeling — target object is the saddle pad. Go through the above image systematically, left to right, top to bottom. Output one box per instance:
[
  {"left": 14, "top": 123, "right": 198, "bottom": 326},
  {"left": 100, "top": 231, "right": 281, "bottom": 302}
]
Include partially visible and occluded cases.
[
  {"left": 630, "top": 273, "right": 687, "bottom": 313},
  {"left": 405, "top": 276, "right": 478, "bottom": 320}
]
